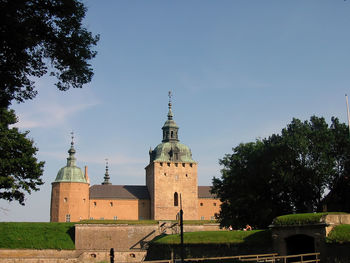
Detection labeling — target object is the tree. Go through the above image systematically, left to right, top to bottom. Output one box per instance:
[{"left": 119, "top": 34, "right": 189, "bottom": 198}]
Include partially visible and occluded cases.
[
  {"left": 0, "top": 0, "right": 99, "bottom": 108},
  {"left": 0, "top": 0, "right": 99, "bottom": 204},
  {"left": 0, "top": 108, "right": 44, "bottom": 205},
  {"left": 212, "top": 116, "right": 348, "bottom": 229}
]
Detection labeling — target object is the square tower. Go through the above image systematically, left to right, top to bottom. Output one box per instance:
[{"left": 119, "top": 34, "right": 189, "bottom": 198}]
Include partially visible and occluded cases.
[{"left": 146, "top": 93, "right": 198, "bottom": 220}]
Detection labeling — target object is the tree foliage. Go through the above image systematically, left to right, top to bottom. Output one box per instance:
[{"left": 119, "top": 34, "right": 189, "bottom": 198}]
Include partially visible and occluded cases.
[
  {"left": 0, "top": 0, "right": 99, "bottom": 107},
  {"left": 0, "top": 0, "right": 99, "bottom": 204},
  {"left": 0, "top": 108, "right": 44, "bottom": 205},
  {"left": 212, "top": 116, "right": 350, "bottom": 229}
]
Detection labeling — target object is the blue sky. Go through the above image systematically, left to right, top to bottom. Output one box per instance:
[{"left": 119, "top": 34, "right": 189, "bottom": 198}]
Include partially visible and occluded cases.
[{"left": 1, "top": 0, "right": 350, "bottom": 221}]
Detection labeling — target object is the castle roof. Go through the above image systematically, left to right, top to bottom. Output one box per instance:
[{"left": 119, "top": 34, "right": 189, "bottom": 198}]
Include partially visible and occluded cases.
[
  {"left": 149, "top": 92, "right": 195, "bottom": 163},
  {"left": 54, "top": 136, "right": 87, "bottom": 183},
  {"left": 89, "top": 185, "right": 216, "bottom": 200},
  {"left": 90, "top": 185, "right": 150, "bottom": 200},
  {"left": 198, "top": 186, "right": 217, "bottom": 199}
]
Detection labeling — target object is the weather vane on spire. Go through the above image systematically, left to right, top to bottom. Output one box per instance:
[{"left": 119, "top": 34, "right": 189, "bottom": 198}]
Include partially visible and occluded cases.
[
  {"left": 168, "top": 91, "right": 172, "bottom": 103},
  {"left": 70, "top": 131, "right": 74, "bottom": 145}
]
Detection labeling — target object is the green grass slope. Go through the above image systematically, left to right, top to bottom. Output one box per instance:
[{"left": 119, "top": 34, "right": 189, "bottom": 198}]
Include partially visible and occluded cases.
[
  {"left": 0, "top": 222, "right": 75, "bottom": 249},
  {"left": 327, "top": 224, "right": 350, "bottom": 244},
  {"left": 151, "top": 230, "right": 271, "bottom": 245}
]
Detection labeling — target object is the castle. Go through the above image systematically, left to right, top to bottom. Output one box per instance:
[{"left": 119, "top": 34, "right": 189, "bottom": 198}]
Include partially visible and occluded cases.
[{"left": 50, "top": 95, "right": 220, "bottom": 222}]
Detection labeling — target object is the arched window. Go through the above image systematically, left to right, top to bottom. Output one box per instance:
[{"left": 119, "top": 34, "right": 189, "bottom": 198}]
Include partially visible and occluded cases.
[{"left": 174, "top": 192, "right": 179, "bottom": 206}]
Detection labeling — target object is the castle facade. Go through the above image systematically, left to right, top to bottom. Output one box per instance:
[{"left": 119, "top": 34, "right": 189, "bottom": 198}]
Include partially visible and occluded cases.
[{"left": 50, "top": 97, "right": 220, "bottom": 222}]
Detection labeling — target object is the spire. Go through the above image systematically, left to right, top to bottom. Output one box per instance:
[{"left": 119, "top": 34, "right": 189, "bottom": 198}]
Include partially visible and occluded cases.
[
  {"left": 162, "top": 91, "right": 179, "bottom": 142},
  {"left": 167, "top": 91, "right": 173, "bottom": 120},
  {"left": 67, "top": 132, "right": 77, "bottom": 167},
  {"left": 102, "top": 158, "right": 111, "bottom": 185}
]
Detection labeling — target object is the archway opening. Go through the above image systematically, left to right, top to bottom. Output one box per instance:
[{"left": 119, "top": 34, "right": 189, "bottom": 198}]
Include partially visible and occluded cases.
[{"left": 285, "top": 234, "right": 315, "bottom": 259}]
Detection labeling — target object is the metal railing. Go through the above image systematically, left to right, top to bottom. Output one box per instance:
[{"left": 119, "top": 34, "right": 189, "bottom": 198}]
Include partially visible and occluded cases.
[{"left": 143, "top": 252, "right": 320, "bottom": 263}]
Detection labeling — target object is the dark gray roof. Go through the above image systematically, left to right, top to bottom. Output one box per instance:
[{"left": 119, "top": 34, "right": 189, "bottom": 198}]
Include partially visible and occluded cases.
[
  {"left": 90, "top": 185, "right": 150, "bottom": 200},
  {"left": 198, "top": 186, "right": 217, "bottom": 199}
]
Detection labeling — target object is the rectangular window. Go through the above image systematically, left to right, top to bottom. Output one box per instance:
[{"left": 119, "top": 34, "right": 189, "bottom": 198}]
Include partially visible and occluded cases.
[
  {"left": 167, "top": 162, "right": 170, "bottom": 167},
  {"left": 182, "top": 163, "right": 185, "bottom": 167},
  {"left": 94, "top": 202, "right": 97, "bottom": 207},
  {"left": 200, "top": 203, "right": 203, "bottom": 206},
  {"left": 213, "top": 203, "right": 217, "bottom": 206},
  {"left": 66, "top": 214, "right": 70, "bottom": 222},
  {"left": 114, "top": 216, "right": 117, "bottom": 220},
  {"left": 201, "top": 216, "right": 204, "bottom": 220},
  {"left": 211, "top": 216, "right": 215, "bottom": 220},
  {"left": 90, "top": 217, "right": 94, "bottom": 220},
  {"left": 100, "top": 217, "right": 104, "bottom": 220}
]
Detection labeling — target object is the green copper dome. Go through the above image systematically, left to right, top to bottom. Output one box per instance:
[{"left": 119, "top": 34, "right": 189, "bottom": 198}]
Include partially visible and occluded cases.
[
  {"left": 149, "top": 92, "right": 196, "bottom": 163},
  {"left": 54, "top": 140, "right": 87, "bottom": 183},
  {"left": 151, "top": 141, "right": 195, "bottom": 163}
]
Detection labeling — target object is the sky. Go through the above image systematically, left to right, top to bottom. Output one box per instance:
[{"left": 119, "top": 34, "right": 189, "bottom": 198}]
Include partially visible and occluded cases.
[{"left": 1, "top": 0, "right": 350, "bottom": 222}]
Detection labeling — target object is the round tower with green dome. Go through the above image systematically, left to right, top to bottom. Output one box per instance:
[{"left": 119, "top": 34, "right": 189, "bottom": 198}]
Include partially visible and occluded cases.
[
  {"left": 146, "top": 92, "right": 198, "bottom": 220},
  {"left": 50, "top": 135, "right": 89, "bottom": 222}
]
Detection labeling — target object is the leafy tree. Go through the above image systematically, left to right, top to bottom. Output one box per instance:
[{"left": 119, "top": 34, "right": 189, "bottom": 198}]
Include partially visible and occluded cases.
[
  {"left": 0, "top": 0, "right": 99, "bottom": 108},
  {"left": 0, "top": 0, "right": 99, "bottom": 204},
  {"left": 0, "top": 108, "right": 44, "bottom": 205},
  {"left": 212, "top": 116, "right": 349, "bottom": 228}
]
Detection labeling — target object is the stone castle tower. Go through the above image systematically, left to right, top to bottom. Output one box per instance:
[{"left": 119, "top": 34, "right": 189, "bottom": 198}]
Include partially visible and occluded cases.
[
  {"left": 145, "top": 94, "right": 198, "bottom": 220},
  {"left": 50, "top": 138, "right": 90, "bottom": 222}
]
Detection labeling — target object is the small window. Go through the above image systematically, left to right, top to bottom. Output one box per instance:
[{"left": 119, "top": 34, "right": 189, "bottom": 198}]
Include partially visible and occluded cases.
[
  {"left": 171, "top": 131, "right": 174, "bottom": 138},
  {"left": 160, "top": 162, "right": 163, "bottom": 166},
  {"left": 167, "top": 162, "right": 170, "bottom": 167},
  {"left": 175, "top": 163, "right": 178, "bottom": 167},
  {"left": 182, "top": 163, "right": 185, "bottom": 167},
  {"left": 190, "top": 163, "right": 193, "bottom": 168},
  {"left": 164, "top": 173, "right": 167, "bottom": 176},
  {"left": 185, "top": 174, "right": 188, "bottom": 177},
  {"left": 174, "top": 192, "right": 179, "bottom": 206},
  {"left": 64, "top": 197, "right": 68, "bottom": 203},
  {"left": 83, "top": 198, "right": 86, "bottom": 203},
  {"left": 94, "top": 202, "right": 97, "bottom": 207},
  {"left": 110, "top": 202, "right": 113, "bottom": 207},
  {"left": 200, "top": 203, "right": 203, "bottom": 206},
  {"left": 213, "top": 203, "right": 217, "bottom": 206},
  {"left": 66, "top": 214, "right": 71, "bottom": 222},
  {"left": 114, "top": 216, "right": 118, "bottom": 220},
  {"left": 201, "top": 216, "right": 204, "bottom": 220},
  {"left": 211, "top": 216, "right": 215, "bottom": 220},
  {"left": 90, "top": 217, "right": 94, "bottom": 220},
  {"left": 100, "top": 217, "right": 104, "bottom": 220}
]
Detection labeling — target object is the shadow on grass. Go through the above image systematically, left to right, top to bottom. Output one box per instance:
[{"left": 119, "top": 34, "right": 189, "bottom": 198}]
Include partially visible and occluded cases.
[{"left": 243, "top": 229, "right": 272, "bottom": 247}]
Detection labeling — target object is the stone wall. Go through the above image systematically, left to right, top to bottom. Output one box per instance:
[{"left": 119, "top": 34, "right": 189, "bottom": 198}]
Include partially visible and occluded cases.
[
  {"left": 197, "top": 198, "right": 220, "bottom": 220},
  {"left": 89, "top": 199, "right": 150, "bottom": 220}
]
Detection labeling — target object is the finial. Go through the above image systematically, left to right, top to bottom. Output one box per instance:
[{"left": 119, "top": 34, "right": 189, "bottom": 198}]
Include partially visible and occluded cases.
[
  {"left": 167, "top": 91, "right": 173, "bottom": 120},
  {"left": 168, "top": 91, "right": 172, "bottom": 104},
  {"left": 67, "top": 131, "right": 76, "bottom": 166},
  {"left": 70, "top": 131, "right": 74, "bottom": 146},
  {"left": 102, "top": 158, "right": 111, "bottom": 185}
]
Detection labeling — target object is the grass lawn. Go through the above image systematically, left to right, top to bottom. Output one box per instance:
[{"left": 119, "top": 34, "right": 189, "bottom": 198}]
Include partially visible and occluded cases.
[
  {"left": 273, "top": 212, "right": 347, "bottom": 226},
  {"left": 0, "top": 222, "right": 75, "bottom": 249},
  {"left": 326, "top": 224, "right": 350, "bottom": 244},
  {"left": 151, "top": 230, "right": 271, "bottom": 245}
]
